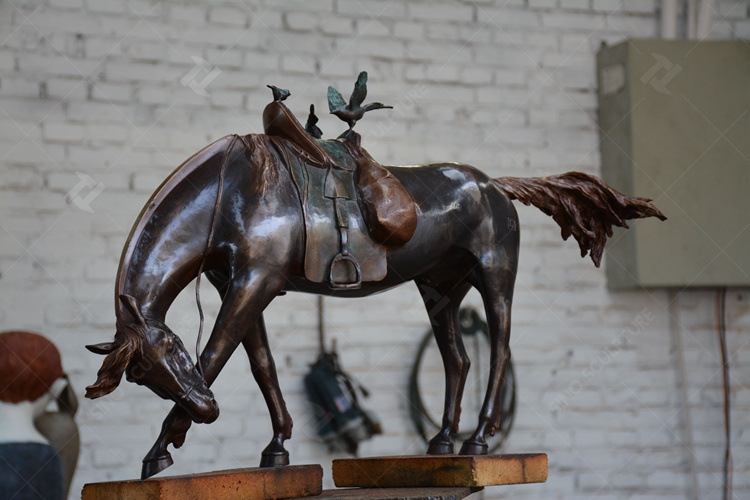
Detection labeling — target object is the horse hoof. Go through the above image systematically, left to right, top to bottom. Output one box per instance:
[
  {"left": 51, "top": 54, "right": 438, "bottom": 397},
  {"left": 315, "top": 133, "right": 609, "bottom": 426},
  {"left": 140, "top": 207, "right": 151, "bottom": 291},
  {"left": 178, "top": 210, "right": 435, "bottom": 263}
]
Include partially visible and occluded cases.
[
  {"left": 426, "top": 435, "right": 454, "bottom": 455},
  {"left": 459, "top": 440, "right": 488, "bottom": 456},
  {"left": 260, "top": 451, "right": 289, "bottom": 468},
  {"left": 141, "top": 454, "right": 174, "bottom": 480}
]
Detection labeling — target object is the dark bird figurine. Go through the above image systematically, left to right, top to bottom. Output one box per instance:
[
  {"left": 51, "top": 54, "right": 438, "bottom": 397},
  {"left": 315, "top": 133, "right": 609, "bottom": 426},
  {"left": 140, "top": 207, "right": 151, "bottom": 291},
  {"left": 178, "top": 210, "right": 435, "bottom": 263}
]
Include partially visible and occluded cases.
[
  {"left": 327, "top": 71, "right": 392, "bottom": 130},
  {"left": 267, "top": 85, "right": 290, "bottom": 102},
  {"left": 305, "top": 104, "right": 323, "bottom": 139}
]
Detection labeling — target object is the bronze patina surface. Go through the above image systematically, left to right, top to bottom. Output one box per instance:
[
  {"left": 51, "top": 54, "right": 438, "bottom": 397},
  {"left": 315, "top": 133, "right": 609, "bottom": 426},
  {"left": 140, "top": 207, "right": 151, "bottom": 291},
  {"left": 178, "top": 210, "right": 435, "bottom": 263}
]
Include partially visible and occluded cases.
[{"left": 85, "top": 75, "right": 665, "bottom": 480}]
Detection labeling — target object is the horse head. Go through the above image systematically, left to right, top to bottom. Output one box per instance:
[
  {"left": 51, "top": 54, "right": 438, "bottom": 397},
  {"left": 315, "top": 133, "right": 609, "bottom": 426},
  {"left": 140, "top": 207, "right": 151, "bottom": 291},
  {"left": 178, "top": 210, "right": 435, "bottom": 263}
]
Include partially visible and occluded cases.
[{"left": 85, "top": 294, "right": 219, "bottom": 424}]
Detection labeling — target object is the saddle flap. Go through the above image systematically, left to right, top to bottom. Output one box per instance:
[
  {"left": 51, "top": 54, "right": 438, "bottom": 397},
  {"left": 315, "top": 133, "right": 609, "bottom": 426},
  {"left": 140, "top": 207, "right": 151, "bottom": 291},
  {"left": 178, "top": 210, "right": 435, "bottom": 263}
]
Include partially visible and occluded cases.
[{"left": 282, "top": 141, "right": 387, "bottom": 285}]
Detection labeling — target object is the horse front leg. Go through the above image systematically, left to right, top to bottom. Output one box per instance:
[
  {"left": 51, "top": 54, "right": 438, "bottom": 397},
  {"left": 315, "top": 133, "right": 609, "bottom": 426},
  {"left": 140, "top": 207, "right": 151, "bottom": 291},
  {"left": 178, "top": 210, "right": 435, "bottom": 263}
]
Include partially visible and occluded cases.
[
  {"left": 460, "top": 266, "right": 516, "bottom": 456},
  {"left": 142, "top": 274, "right": 282, "bottom": 479},
  {"left": 417, "top": 279, "right": 472, "bottom": 455},
  {"left": 241, "top": 314, "right": 292, "bottom": 467},
  {"left": 141, "top": 329, "right": 243, "bottom": 479}
]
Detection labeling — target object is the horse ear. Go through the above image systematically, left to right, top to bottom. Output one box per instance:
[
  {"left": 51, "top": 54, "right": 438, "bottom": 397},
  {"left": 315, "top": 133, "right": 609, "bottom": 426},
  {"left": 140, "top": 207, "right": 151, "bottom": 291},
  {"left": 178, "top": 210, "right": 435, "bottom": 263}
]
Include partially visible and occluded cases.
[
  {"left": 119, "top": 294, "right": 146, "bottom": 326},
  {"left": 85, "top": 340, "right": 137, "bottom": 400},
  {"left": 86, "top": 342, "right": 117, "bottom": 355}
]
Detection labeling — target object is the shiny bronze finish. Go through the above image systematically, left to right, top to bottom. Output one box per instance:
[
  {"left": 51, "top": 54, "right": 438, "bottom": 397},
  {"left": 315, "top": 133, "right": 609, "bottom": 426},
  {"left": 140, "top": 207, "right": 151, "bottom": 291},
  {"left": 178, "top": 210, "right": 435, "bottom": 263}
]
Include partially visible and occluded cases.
[{"left": 86, "top": 129, "right": 664, "bottom": 479}]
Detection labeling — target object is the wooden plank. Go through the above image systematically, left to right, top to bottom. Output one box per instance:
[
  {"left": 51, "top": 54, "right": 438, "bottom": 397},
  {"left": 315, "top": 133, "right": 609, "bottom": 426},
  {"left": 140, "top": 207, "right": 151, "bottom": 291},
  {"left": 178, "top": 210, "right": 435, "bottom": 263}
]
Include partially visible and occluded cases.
[
  {"left": 332, "top": 454, "right": 547, "bottom": 488},
  {"left": 81, "top": 465, "right": 323, "bottom": 500},
  {"left": 289, "top": 487, "right": 479, "bottom": 500}
]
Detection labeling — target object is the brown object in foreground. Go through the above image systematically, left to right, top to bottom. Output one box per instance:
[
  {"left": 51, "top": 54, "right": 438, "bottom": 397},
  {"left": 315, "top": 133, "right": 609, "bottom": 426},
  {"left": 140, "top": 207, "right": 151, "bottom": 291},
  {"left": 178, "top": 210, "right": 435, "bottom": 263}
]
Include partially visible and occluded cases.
[
  {"left": 0, "top": 330, "right": 63, "bottom": 404},
  {"left": 332, "top": 454, "right": 547, "bottom": 488},
  {"left": 81, "top": 465, "right": 323, "bottom": 500},
  {"left": 290, "top": 487, "right": 479, "bottom": 499}
]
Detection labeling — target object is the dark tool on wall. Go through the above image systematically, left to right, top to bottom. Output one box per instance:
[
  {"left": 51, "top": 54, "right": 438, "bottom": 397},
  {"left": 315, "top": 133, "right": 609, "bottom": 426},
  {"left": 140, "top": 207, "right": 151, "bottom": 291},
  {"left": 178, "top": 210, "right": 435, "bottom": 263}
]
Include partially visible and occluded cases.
[{"left": 304, "top": 297, "right": 381, "bottom": 454}]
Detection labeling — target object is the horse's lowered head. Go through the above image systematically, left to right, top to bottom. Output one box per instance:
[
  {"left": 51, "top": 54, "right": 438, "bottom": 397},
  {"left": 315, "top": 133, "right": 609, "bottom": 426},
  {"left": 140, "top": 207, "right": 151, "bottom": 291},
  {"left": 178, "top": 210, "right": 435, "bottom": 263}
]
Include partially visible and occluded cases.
[{"left": 85, "top": 294, "right": 219, "bottom": 424}]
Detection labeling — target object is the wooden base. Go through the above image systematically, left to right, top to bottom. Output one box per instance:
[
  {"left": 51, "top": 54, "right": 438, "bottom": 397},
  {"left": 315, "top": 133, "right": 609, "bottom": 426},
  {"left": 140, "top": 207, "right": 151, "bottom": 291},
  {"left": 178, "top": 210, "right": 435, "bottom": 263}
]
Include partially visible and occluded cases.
[
  {"left": 332, "top": 454, "right": 547, "bottom": 488},
  {"left": 81, "top": 465, "right": 323, "bottom": 500},
  {"left": 290, "top": 487, "right": 479, "bottom": 499}
]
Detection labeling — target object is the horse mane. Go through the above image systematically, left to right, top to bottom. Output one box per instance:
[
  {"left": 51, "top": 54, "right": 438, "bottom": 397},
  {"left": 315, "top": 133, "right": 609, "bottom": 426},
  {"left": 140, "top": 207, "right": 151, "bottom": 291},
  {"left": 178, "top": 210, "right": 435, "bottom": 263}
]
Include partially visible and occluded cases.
[
  {"left": 238, "top": 134, "right": 283, "bottom": 196},
  {"left": 85, "top": 324, "right": 143, "bottom": 399}
]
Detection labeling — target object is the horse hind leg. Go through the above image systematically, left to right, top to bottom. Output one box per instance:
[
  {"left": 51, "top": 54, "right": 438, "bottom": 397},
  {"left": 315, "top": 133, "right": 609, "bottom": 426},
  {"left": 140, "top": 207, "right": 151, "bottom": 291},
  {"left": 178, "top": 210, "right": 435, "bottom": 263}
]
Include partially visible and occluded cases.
[
  {"left": 460, "top": 263, "right": 516, "bottom": 456},
  {"left": 416, "top": 279, "right": 472, "bottom": 455}
]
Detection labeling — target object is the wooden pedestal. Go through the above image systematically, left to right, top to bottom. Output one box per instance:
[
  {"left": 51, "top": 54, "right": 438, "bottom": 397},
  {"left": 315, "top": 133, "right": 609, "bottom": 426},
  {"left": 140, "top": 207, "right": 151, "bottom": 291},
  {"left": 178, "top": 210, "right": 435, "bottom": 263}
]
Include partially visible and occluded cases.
[
  {"left": 332, "top": 454, "right": 548, "bottom": 488},
  {"left": 81, "top": 465, "right": 323, "bottom": 500},
  {"left": 291, "top": 487, "right": 478, "bottom": 499}
]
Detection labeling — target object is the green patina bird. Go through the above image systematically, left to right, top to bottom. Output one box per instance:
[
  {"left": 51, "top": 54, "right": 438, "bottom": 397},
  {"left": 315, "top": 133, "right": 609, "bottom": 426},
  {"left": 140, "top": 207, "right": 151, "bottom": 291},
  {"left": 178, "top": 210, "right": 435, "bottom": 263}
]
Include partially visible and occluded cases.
[
  {"left": 327, "top": 71, "right": 392, "bottom": 130},
  {"left": 267, "top": 85, "right": 290, "bottom": 102}
]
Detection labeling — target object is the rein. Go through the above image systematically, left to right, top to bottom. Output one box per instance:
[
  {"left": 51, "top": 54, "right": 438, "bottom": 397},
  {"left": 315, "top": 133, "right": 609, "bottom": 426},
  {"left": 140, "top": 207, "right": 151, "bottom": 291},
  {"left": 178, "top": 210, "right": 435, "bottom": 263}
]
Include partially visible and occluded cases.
[{"left": 194, "top": 135, "right": 239, "bottom": 377}]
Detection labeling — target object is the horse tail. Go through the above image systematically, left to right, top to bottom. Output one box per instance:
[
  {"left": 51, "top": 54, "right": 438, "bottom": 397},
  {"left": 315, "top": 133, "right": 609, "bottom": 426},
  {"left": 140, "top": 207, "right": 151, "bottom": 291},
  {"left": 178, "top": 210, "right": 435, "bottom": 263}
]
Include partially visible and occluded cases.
[{"left": 493, "top": 172, "right": 666, "bottom": 267}]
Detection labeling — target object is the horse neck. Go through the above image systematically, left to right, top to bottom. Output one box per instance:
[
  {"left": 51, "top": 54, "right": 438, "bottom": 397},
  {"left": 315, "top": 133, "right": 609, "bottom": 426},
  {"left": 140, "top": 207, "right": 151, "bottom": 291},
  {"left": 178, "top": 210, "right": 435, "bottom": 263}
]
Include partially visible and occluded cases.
[
  {"left": 116, "top": 146, "right": 228, "bottom": 321},
  {"left": 117, "top": 243, "right": 206, "bottom": 322}
]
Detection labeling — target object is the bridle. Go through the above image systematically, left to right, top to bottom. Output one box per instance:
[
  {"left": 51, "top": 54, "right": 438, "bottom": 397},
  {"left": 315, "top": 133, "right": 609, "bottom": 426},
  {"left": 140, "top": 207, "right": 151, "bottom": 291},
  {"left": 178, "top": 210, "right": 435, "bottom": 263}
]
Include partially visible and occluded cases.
[
  {"left": 194, "top": 134, "right": 241, "bottom": 377},
  {"left": 134, "top": 317, "right": 205, "bottom": 407},
  {"left": 175, "top": 382, "right": 197, "bottom": 406}
]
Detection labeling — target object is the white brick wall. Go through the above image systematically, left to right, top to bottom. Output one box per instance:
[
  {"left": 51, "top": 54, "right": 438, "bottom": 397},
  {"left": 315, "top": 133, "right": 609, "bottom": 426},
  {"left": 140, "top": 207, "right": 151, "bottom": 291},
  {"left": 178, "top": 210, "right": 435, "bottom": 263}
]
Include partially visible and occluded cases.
[{"left": 1, "top": 1, "right": 748, "bottom": 499}]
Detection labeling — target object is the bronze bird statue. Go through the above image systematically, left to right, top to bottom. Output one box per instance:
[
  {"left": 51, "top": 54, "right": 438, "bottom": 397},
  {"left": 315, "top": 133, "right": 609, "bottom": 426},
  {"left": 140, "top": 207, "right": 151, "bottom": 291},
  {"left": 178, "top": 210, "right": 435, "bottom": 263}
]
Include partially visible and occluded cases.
[
  {"left": 328, "top": 71, "right": 392, "bottom": 130},
  {"left": 267, "top": 84, "right": 290, "bottom": 102},
  {"left": 305, "top": 104, "right": 323, "bottom": 139}
]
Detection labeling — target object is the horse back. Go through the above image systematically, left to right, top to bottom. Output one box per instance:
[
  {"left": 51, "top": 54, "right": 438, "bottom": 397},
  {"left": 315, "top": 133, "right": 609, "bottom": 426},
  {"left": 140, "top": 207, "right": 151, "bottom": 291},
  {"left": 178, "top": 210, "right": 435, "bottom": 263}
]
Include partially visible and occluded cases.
[{"left": 387, "top": 162, "right": 517, "bottom": 236}]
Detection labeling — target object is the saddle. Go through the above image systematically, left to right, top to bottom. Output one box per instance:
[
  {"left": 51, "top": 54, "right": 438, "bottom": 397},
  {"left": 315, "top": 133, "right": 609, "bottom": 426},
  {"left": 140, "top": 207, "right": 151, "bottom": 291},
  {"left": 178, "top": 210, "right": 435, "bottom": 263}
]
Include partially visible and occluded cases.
[{"left": 263, "top": 100, "right": 417, "bottom": 288}]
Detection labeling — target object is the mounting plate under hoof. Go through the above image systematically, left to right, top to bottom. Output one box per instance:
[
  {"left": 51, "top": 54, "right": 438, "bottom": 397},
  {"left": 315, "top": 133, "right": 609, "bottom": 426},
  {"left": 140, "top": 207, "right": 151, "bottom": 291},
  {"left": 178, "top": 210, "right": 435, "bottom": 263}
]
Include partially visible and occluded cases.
[
  {"left": 332, "top": 454, "right": 548, "bottom": 488},
  {"left": 82, "top": 464, "right": 323, "bottom": 500}
]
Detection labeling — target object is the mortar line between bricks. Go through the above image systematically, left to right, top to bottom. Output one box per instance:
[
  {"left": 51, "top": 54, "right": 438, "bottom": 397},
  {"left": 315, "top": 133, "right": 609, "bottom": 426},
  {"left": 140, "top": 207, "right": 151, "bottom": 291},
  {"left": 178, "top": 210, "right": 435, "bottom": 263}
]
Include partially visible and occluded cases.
[
  {"left": 0, "top": 0, "right": 46, "bottom": 48},
  {"left": 4, "top": 2, "right": 749, "bottom": 497},
  {"left": 1, "top": 4, "right": 163, "bottom": 172},
  {"left": 0, "top": 218, "right": 122, "bottom": 338},
  {"left": 594, "top": 365, "right": 730, "bottom": 496}
]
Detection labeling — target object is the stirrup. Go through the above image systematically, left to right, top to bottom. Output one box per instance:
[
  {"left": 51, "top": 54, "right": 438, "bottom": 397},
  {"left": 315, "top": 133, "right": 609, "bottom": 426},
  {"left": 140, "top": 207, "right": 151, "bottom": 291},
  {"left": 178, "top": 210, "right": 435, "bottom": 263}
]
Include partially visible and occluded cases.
[{"left": 329, "top": 252, "right": 362, "bottom": 289}]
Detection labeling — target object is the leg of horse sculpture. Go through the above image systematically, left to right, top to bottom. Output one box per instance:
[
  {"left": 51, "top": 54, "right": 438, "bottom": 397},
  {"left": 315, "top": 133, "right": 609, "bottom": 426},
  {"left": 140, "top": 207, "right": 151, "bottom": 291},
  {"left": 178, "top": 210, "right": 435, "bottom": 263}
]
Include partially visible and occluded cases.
[
  {"left": 459, "top": 264, "right": 517, "bottom": 455},
  {"left": 142, "top": 273, "right": 285, "bottom": 478},
  {"left": 417, "top": 279, "right": 473, "bottom": 455},
  {"left": 240, "top": 314, "right": 293, "bottom": 467}
]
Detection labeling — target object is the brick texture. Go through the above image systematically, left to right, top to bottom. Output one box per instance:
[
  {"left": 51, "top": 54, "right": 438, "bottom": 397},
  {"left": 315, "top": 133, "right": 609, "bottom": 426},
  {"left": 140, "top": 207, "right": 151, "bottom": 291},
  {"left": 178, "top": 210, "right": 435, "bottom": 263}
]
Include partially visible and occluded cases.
[{"left": 1, "top": 1, "right": 748, "bottom": 499}]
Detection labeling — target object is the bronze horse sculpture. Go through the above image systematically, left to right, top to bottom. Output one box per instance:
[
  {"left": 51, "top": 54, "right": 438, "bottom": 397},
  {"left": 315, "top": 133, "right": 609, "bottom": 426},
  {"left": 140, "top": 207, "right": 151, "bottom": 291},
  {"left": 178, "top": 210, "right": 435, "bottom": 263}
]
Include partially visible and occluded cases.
[{"left": 86, "top": 86, "right": 665, "bottom": 480}]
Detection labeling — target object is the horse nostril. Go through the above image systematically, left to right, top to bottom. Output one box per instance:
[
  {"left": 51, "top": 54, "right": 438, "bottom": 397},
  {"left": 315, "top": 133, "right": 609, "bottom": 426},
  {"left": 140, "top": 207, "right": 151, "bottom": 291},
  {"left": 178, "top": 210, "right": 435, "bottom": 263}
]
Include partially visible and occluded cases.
[{"left": 206, "top": 399, "right": 220, "bottom": 423}]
